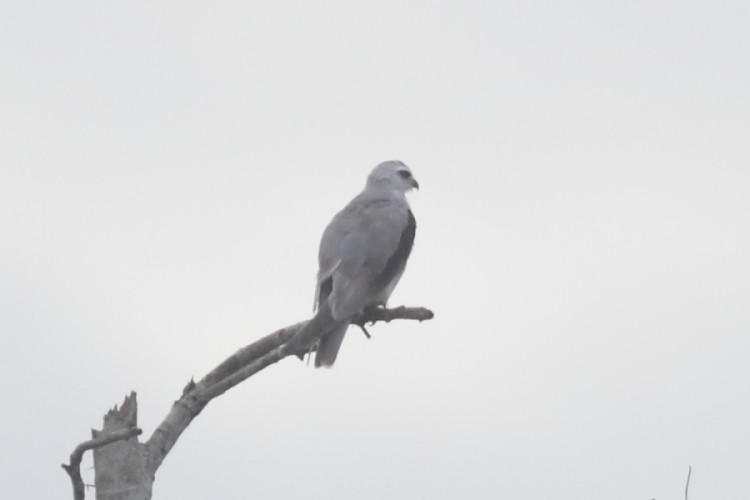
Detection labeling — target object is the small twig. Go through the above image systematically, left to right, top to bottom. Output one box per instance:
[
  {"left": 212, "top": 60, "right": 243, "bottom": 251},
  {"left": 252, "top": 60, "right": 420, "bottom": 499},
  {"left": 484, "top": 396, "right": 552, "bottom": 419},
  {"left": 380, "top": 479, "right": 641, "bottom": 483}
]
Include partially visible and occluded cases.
[
  {"left": 356, "top": 323, "right": 371, "bottom": 339},
  {"left": 182, "top": 377, "right": 196, "bottom": 396},
  {"left": 62, "top": 427, "right": 142, "bottom": 500},
  {"left": 685, "top": 465, "right": 692, "bottom": 500}
]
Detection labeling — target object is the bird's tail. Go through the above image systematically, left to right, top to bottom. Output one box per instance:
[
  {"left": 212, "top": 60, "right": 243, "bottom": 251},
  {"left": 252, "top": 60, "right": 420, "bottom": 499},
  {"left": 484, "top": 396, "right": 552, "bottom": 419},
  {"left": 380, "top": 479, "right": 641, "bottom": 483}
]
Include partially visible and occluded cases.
[
  {"left": 283, "top": 302, "right": 349, "bottom": 366},
  {"left": 314, "top": 323, "right": 349, "bottom": 368}
]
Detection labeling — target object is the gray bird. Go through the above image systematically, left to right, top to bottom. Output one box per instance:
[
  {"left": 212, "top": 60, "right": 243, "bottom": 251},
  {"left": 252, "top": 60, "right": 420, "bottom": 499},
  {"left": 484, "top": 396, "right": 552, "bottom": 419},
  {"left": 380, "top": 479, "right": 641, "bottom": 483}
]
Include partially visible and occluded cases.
[{"left": 285, "top": 160, "right": 419, "bottom": 367}]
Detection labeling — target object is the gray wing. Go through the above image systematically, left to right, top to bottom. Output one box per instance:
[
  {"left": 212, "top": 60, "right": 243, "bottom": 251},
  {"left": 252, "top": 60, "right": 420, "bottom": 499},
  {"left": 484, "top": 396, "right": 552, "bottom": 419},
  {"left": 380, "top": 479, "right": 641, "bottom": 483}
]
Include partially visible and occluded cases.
[{"left": 317, "top": 193, "right": 413, "bottom": 321}]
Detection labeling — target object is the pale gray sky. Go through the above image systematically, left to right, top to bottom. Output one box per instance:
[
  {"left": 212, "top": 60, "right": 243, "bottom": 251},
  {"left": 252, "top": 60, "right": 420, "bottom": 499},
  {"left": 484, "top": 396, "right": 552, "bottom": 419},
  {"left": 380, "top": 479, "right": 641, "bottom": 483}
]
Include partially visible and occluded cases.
[{"left": 2, "top": 1, "right": 749, "bottom": 499}]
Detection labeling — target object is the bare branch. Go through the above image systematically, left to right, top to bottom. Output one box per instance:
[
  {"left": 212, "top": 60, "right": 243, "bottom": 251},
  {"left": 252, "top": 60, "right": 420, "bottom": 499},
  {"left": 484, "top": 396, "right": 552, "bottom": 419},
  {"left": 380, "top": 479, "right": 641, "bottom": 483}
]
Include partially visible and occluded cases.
[
  {"left": 144, "top": 305, "right": 432, "bottom": 474},
  {"left": 353, "top": 305, "right": 434, "bottom": 325},
  {"left": 62, "top": 427, "right": 142, "bottom": 500},
  {"left": 685, "top": 465, "right": 692, "bottom": 500}
]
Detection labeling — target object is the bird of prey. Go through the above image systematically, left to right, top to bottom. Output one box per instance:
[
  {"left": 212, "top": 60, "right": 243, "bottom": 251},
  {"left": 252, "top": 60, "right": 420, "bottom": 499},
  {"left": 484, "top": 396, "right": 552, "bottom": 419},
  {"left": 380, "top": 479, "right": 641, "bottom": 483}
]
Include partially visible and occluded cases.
[{"left": 284, "top": 160, "right": 419, "bottom": 367}]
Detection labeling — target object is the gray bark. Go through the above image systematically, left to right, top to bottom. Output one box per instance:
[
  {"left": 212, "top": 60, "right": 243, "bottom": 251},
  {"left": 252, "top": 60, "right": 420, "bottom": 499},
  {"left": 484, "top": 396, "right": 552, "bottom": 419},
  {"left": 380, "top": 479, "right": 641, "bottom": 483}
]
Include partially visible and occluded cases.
[
  {"left": 63, "top": 306, "right": 434, "bottom": 500},
  {"left": 93, "top": 393, "right": 153, "bottom": 500}
]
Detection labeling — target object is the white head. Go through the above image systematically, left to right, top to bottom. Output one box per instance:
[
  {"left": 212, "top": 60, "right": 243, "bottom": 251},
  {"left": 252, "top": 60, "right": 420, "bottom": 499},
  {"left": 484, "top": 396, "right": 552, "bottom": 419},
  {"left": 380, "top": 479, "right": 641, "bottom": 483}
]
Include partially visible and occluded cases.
[{"left": 365, "top": 160, "right": 419, "bottom": 193}]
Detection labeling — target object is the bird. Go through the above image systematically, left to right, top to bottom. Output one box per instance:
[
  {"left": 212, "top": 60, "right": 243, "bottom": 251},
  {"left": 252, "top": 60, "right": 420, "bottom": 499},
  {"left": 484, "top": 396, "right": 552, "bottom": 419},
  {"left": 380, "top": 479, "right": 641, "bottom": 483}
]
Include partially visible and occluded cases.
[{"left": 283, "top": 160, "right": 419, "bottom": 367}]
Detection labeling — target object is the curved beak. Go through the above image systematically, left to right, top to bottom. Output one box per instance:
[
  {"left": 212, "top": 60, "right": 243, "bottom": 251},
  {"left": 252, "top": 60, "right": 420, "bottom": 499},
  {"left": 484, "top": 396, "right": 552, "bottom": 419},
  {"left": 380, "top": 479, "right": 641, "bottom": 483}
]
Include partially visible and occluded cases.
[{"left": 411, "top": 178, "right": 420, "bottom": 190}]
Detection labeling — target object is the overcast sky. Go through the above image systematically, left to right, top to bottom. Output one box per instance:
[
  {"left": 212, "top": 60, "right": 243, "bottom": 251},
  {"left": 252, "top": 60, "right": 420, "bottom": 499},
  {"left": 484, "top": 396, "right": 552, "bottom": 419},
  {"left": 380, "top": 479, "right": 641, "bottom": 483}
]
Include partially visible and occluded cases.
[{"left": 2, "top": 1, "right": 749, "bottom": 499}]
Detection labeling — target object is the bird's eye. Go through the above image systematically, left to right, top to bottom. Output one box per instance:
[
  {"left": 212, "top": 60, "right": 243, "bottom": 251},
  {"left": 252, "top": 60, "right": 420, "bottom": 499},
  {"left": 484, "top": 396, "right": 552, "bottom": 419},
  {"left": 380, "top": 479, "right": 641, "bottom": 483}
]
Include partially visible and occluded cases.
[{"left": 398, "top": 170, "right": 412, "bottom": 179}]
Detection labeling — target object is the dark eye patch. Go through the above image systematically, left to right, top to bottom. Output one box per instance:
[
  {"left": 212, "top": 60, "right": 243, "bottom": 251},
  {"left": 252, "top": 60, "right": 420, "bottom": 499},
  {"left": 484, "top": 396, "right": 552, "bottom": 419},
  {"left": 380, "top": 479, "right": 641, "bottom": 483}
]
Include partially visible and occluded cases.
[{"left": 398, "top": 170, "right": 412, "bottom": 179}]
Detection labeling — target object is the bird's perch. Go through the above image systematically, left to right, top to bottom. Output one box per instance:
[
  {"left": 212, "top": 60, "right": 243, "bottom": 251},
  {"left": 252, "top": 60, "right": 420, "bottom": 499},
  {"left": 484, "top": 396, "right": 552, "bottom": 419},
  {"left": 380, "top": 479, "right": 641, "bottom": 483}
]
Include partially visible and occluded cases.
[{"left": 63, "top": 306, "right": 433, "bottom": 500}]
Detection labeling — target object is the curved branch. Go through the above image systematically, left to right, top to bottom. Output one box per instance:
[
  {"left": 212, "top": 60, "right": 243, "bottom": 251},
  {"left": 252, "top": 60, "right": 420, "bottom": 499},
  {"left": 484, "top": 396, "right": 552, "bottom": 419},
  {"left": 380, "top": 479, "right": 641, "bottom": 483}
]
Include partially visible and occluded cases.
[{"left": 144, "top": 306, "right": 433, "bottom": 475}]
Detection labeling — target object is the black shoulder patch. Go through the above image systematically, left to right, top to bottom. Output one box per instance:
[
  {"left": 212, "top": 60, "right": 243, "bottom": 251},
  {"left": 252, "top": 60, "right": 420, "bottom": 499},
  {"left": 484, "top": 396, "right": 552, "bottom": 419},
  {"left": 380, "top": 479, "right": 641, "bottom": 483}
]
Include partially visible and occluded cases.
[{"left": 372, "top": 209, "right": 416, "bottom": 293}]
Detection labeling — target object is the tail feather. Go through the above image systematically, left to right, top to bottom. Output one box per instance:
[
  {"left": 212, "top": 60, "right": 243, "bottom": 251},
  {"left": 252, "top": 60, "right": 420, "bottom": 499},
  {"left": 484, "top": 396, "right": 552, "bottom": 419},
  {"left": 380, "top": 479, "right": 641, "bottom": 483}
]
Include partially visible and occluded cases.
[
  {"left": 284, "top": 301, "right": 349, "bottom": 366},
  {"left": 314, "top": 323, "right": 349, "bottom": 367}
]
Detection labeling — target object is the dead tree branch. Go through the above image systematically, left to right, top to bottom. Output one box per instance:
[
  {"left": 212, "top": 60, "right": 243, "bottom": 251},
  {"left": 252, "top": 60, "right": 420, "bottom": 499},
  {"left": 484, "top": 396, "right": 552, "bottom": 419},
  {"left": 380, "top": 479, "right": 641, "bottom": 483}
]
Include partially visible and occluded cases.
[
  {"left": 352, "top": 305, "right": 435, "bottom": 325},
  {"left": 64, "top": 306, "right": 432, "bottom": 499},
  {"left": 147, "top": 306, "right": 431, "bottom": 478},
  {"left": 62, "top": 427, "right": 142, "bottom": 500}
]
